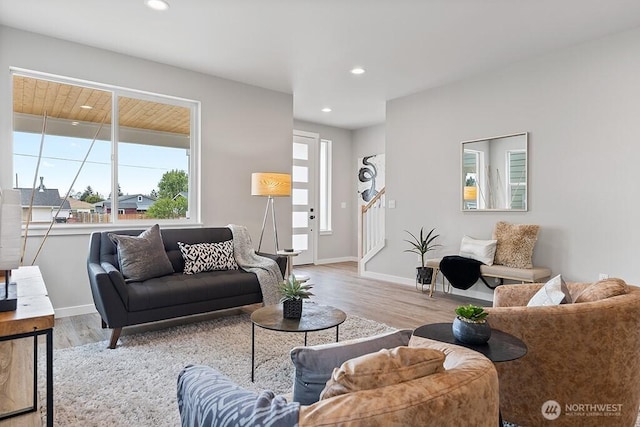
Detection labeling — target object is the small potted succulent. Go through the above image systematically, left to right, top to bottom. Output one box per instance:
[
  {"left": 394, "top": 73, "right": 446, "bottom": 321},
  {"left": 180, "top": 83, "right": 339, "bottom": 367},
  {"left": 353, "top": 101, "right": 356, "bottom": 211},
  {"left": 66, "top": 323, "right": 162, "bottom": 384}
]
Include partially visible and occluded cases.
[
  {"left": 404, "top": 227, "right": 441, "bottom": 286},
  {"left": 278, "top": 274, "right": 314, "bottom": 319},
  {"left": 453, "top": 304, "right": 491, "bottom": 344}
]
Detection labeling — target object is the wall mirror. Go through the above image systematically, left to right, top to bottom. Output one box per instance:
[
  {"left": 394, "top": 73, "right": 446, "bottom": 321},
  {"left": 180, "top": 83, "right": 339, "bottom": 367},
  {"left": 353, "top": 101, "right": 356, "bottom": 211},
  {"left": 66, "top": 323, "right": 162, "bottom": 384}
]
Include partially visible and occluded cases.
[{"left": 461, "top": 132, "right": 528, "bottom": 211}]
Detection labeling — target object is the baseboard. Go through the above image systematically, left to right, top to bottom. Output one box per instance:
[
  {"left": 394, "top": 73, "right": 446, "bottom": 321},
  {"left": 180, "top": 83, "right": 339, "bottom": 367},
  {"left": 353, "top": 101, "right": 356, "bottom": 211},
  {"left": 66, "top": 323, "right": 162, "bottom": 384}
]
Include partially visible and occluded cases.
[
  {"left": 313, "top": 256, "right": 358, "bottom": 265},
  {"left": 360, "top": 270, "right": 493, "bottom": 303},
  {"left": 55, "top": 304, "right": 97, "bottom": 318}
]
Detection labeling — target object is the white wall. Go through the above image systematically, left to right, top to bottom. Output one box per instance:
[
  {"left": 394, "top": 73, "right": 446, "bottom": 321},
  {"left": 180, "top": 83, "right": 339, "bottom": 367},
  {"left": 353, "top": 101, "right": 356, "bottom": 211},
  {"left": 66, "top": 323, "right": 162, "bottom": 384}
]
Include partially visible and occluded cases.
[
  {"left": 0, "top": 26, "right": 293, "bottom": 315},
  {"left": 370, "top": 26, "right": 640, "bottom": 300},
  {"left": 293, "top": 120, "right": 355, "bottom": 262},
  {"left": 352, "top": 123, "right": 386, "bottom": 255}
]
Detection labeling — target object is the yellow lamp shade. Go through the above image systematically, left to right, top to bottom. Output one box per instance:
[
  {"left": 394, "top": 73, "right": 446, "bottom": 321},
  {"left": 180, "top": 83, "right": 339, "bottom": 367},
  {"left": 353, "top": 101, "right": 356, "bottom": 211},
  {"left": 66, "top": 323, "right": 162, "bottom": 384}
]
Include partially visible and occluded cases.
[
  {"left": 251, "top": 173, "right": 291, "bottom": 197},
  {"left": 464, "top": 186, "right": 477, "bottom": 201}
]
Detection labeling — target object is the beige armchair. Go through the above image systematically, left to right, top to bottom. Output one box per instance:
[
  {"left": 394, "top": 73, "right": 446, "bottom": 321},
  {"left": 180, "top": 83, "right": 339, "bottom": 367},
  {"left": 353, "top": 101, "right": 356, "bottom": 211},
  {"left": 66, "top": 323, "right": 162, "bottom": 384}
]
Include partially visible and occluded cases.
[
  {"left": 486, "top": 282, "right": 640, "bottom": 426},
  {"left": 299, "top": 337, "right": 500, "bottom": 426}
]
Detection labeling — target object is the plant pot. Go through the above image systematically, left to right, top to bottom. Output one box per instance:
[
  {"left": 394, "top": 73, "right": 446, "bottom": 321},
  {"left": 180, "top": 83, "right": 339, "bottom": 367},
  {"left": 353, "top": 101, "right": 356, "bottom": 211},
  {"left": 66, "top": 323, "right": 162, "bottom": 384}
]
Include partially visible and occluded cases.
[
  {"left": 416, "top": 267, "right": 433, "bottom": 285},
  {"left": 283, "top": 299, "right": 303, "bottom": 319},
  {"left": 452, "top": 316, "right": 491, "bottom": 345}
]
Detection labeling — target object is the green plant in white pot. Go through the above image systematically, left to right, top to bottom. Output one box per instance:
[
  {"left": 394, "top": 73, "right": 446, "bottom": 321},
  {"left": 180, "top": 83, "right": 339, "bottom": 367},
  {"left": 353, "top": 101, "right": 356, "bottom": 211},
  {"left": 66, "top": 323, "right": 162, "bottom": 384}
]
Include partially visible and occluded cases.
[
  {"left": 404, "top": 227, "right": 441, "bottom": 286},
  {"left": 278, "top": 274, "right": 314, "bottom": 319},
  {"left": 453, "top": 304, "right": 491, "bottom": 344}
]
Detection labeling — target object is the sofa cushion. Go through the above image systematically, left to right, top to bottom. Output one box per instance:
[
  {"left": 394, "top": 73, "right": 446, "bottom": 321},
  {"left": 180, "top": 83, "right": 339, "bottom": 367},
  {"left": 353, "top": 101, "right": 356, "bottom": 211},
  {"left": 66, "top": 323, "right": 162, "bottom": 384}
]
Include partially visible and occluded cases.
[
  {"left": 492, "top": 221, "right": 540, "bottom": 268},
  {"left": 108, "top": 224, "right": 174, "bottom": 282},
  {"left": 459, "top": 235, "right": 497, "bottom": 265},
  {"left": 178, "top": 240, "right": 238, "bottom": 274},
  {"left": 126, "top": 270, "right": 261, "bottom": 311},
  {"left": 527, "top": 274, "right": 572, "bottom": 306},
  {"left": 574, "top": 278, "right": 629, "bottom": 303},
  {"left": 290, "top": 329, "right": 413, "bottom": 405},
  {"left": 320, "top": 346, "right": 445, "bottom": 400},
  {"left": 177, "top": 365, "right": 299, "bottom": 427}
]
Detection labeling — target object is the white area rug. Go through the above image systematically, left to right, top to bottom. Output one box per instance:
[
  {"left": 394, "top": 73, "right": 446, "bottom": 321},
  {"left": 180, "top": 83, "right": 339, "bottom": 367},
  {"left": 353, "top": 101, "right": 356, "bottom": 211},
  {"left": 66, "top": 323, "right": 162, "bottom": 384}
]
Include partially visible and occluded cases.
[{"left": 47, "top": 312, "right": 394, "bottom": 426}]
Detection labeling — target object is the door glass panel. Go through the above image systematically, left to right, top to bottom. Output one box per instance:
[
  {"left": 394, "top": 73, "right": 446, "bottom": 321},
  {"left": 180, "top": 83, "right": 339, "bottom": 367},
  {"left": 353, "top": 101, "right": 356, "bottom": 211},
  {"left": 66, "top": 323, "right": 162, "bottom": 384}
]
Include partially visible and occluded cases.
[
  {"left": 293, "top": 142, "right": 308, "bottom": 160},
  {"left": 292, "top": 165, "right": 308, "bottom": 183},
  {"left": 292, "top": 188, "right": 308, "bottom": 205},
  {"left": 292, "top": 211, "right": 308, "bottom": 228},
  {"left": 293, "top": 234, "right": 308, "bottom": 250}
]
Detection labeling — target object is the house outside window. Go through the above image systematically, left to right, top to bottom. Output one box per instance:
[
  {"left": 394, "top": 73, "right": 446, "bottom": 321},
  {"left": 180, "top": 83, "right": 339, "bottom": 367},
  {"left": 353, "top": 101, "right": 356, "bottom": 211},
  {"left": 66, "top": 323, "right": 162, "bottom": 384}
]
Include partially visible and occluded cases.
[{"left": 11, "top": 70, "right": 200, "bottom": 226}]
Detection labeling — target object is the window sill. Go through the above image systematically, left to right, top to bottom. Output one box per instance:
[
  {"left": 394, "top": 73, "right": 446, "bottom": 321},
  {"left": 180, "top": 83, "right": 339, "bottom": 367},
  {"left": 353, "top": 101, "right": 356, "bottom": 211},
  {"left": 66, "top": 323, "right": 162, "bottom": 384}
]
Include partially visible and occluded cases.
[{"left": 21, "top": 221, "right": 204, "bottom": 237}]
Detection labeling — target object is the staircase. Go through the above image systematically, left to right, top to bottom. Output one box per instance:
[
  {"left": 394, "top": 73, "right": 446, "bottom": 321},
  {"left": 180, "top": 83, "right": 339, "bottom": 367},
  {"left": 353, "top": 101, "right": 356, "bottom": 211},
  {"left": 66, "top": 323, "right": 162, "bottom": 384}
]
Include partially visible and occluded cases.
[{"left": 358, "top": 187, "right": 385, "bottom": 275}]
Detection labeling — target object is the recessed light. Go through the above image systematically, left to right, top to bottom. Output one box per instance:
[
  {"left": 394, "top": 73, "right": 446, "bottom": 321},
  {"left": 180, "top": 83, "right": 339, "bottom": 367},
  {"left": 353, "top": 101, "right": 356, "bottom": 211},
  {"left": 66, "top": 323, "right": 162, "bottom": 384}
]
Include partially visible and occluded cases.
[
  {"left": 145, "top": 0, "right": 169, "bottom": 11},
  {"left": 350, "top": 67, "right": 366, "bottom": 75},
  {"left": 80, "top": 105, "right": 93, "bottom": 110},
  {"left": 321, "top": 107, "right": 332, "bottom": 113},
  {"left": 71, "top": 121, "right": 80, "bottom": 126}
]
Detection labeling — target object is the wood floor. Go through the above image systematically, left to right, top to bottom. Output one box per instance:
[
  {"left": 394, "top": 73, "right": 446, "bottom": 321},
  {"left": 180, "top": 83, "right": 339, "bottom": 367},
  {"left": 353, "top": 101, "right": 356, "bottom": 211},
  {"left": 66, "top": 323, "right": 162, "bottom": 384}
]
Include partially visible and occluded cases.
[{"left": 52, "top": 261, "right": 489, "bottom": 350}]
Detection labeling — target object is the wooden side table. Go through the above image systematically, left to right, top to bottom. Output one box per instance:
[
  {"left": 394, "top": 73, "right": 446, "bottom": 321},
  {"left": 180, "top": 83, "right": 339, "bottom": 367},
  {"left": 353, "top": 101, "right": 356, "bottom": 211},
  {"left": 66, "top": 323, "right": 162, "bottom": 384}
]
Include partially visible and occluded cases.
[
  {"left": 276, "top": 250, "right": 301, "bottom": 278},
  {"left": 0, "top": 266, "right": 54, "bottom": 427}
]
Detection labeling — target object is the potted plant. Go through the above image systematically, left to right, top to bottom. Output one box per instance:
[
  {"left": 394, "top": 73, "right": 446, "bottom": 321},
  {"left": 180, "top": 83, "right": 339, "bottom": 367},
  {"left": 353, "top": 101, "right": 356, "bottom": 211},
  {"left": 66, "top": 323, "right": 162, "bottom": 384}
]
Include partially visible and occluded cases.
[
  {"left": 404, "top": 227, "right": 441, "bottom": 285},
  {"left": 278, "top": 273, "right": 314, "bottom": 319},
  {"left": 452, "top": 304, "right": 491, "bottom": 344}
]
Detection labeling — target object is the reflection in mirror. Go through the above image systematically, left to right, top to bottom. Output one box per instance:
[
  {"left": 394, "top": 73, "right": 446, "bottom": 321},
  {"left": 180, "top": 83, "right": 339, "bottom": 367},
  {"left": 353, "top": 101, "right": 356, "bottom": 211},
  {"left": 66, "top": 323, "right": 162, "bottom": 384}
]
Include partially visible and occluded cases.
[{"left": 462, "top": 132, "right": 528, "bottom": 211}]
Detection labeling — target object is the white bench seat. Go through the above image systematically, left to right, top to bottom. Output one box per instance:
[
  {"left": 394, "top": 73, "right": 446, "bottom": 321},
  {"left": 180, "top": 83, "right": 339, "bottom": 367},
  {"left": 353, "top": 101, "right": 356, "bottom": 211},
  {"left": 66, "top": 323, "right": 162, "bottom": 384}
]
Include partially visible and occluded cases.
[{"left": 424, "top": 257, "right": 551, "bottom": 297}]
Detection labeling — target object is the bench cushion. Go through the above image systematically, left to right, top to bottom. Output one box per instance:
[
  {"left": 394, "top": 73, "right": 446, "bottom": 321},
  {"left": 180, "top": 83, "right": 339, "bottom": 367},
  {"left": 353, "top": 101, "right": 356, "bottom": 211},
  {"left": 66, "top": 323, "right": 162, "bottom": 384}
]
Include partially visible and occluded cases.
[{"left": 427, "top": 258, "right": 550, "bottom": 283}]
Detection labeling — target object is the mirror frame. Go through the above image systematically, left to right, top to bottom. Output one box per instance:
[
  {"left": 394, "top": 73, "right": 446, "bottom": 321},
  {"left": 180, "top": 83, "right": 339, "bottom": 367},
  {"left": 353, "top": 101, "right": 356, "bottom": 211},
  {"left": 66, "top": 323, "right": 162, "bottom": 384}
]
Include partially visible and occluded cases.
[{"left": 461, "top": 132, "right": 528, "bottom": 212}]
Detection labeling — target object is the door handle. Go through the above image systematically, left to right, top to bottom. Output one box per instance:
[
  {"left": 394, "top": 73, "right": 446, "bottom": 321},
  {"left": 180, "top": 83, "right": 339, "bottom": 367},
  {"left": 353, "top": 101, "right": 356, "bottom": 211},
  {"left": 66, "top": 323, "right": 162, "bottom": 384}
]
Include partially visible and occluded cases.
[{"left": 309, "top": 215, "right": 316, "bottom": 220}]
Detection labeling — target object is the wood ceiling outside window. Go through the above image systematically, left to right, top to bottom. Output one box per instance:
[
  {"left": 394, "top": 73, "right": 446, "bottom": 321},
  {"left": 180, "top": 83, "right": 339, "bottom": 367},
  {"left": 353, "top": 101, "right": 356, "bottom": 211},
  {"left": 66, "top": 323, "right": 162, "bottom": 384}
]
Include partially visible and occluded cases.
[{"left": 13, "top": 76, "right": 190, "bottom": 135}]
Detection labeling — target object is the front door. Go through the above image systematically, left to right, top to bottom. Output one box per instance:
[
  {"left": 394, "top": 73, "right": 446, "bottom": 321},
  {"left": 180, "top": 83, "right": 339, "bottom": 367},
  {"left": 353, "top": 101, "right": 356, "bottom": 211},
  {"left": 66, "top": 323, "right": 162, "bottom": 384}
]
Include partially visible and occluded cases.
[{"left": 292, "top": 131, "right": 317, "bottom": 265}]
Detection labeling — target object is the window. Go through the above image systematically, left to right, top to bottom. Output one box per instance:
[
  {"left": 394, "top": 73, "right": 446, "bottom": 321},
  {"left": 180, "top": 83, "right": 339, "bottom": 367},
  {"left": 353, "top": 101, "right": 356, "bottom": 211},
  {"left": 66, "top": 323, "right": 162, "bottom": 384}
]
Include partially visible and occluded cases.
[
  {"left": 12, "top": 70, "right": 199, "bottom": 225},
  {"left": 319, "top": 139, "right": 332, "bottom": 233},
  {"left": 507, "top": 150, "right": 526, "bottom": 210}
]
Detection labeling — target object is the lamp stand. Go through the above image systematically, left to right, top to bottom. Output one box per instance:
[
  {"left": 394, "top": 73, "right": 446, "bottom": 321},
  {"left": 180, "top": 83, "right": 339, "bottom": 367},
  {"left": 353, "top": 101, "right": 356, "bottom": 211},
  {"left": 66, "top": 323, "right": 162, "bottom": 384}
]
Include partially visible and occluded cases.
[
  {"left": 257, "top": 196, "right": 280, "bottom": 253},
  {"left": 0, "top": 270, "right": 17, "bottom": 312}
]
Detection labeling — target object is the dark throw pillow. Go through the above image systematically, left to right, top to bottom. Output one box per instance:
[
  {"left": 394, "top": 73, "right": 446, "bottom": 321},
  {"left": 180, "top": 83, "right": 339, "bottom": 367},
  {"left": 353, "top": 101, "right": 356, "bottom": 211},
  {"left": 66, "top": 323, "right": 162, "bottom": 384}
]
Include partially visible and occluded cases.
[{"left": 108, "top": 224, "right": 174, "bottom": 282}]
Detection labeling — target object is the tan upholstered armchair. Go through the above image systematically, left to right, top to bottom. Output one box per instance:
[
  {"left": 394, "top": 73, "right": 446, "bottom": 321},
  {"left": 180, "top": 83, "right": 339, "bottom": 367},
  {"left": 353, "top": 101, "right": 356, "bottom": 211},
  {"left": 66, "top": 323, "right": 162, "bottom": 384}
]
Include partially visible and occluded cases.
[{"left": 485, "top": 281, "right": 640, "bottom": 426}]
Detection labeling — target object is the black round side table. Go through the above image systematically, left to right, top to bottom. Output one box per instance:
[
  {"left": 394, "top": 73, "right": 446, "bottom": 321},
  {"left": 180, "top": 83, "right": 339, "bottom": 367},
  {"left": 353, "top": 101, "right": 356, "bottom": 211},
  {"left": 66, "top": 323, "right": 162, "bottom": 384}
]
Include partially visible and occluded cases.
[{"left": 413, "top": 322, "right": 527, "bottom": 362}]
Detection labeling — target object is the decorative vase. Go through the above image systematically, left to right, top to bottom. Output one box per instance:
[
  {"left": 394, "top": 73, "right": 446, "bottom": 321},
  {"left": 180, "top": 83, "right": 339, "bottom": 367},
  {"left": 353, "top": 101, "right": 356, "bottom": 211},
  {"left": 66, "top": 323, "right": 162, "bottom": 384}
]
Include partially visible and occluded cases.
[
  {"left": 416, "top": 267, "right": 433, "bottom": 285},
  {"left": 283, "top": 299, "right": 303, "bottom": 319},
  {"left": 452, "top": 316, "right": 491, "bottom": 345}
]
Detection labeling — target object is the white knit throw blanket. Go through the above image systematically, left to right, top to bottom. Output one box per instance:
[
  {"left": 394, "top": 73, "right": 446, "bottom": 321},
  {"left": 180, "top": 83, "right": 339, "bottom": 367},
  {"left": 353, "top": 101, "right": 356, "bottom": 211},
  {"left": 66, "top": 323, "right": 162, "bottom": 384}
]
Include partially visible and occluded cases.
[{"left": 228, "top": 224, "right": 283, "bottom": 306}]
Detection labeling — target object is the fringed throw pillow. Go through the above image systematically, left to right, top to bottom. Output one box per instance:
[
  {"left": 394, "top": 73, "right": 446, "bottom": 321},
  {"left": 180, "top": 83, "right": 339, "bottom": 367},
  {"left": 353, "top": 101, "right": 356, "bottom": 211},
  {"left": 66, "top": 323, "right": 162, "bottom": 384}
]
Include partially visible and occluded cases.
[{"left": 492, "top": 221, "right": 539, "bottom": 268}]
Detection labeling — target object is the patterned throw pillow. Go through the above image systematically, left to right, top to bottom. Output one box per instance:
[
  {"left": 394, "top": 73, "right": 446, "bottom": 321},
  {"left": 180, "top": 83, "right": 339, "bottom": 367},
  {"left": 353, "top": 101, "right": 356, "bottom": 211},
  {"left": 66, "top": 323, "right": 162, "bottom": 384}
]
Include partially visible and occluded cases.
[
  {"left": 108, "top": 224, "right": 174, "bottom": 282},
  {"left": 178, "top": 240, "right": 238, "bottom": 274}
]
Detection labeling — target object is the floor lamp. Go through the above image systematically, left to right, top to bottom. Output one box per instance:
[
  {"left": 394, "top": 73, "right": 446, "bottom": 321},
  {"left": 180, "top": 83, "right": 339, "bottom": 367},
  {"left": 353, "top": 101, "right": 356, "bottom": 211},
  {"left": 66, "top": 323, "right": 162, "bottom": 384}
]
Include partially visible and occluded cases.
[
  {"left": 251, "top": 172, "right": 291, "bottom": 253},
  {"left": 0, "top": 189, "right": 22, "bottom": 312}
]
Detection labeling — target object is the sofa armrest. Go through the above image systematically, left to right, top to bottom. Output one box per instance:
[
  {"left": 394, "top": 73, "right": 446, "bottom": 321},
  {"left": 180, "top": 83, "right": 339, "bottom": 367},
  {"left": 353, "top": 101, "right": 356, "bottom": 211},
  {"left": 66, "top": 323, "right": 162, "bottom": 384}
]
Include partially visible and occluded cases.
[
  {"left": 256, "top": 251, "right": 287, "bottom": 277},
  {"left": 87, "top": 261, "right": 129, "bottom": 328},
  {"left": 492, "top": 283, "right": 543, "bottom": 307}
]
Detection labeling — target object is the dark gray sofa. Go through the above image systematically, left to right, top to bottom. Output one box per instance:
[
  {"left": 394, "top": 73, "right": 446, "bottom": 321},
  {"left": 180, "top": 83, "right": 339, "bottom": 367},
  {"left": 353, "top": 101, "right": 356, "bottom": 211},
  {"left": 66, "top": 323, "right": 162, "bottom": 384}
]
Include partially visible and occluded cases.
[{"left": 87, "top": 227, "right": 286, "bottom": 348}]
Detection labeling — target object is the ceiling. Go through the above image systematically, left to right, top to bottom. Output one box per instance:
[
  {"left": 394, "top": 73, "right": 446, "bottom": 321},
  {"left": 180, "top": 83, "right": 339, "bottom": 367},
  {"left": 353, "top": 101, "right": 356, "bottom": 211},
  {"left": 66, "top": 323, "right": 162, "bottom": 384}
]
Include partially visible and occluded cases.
[
  {"left": 2, "top": 1, "right": 640, "bottom": 130},
  {"left": 13, "top": 76, "right": 191, "bottom": 134}
]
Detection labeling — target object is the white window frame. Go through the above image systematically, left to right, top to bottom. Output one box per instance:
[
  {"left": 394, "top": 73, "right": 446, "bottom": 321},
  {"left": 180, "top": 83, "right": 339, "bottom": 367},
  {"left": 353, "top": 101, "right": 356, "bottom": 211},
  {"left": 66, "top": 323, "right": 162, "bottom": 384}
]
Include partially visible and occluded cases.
[
  {"left": 10, "top": 68, "right": 201, "bottom": 230},
  {"left": 319, "top": 139, "right": 332, "bottom": 234}
]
